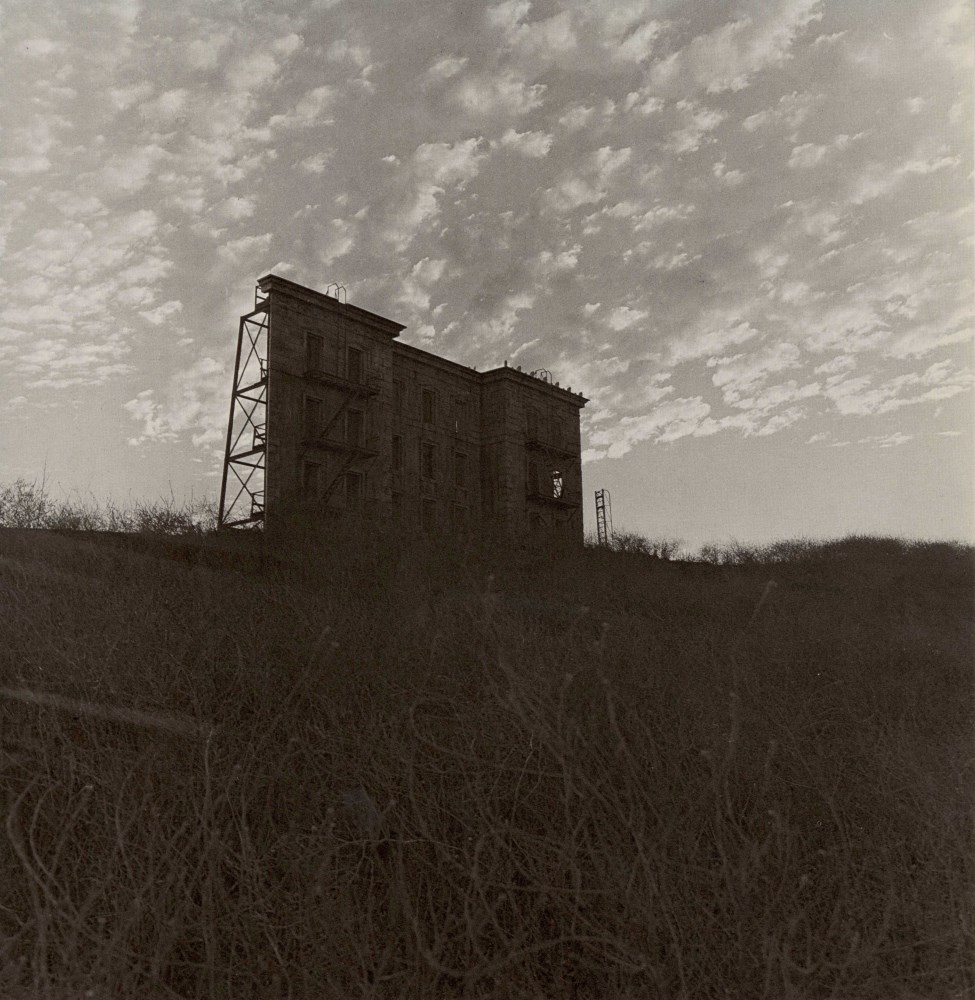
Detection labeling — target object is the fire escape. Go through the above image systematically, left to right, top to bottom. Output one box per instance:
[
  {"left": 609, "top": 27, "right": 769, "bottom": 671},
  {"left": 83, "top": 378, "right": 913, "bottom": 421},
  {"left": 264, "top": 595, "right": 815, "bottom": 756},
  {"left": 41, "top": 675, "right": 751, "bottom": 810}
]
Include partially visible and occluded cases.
[
  {"left": 218, "top": 285, "right": 269, "bottom": 528},
  {"left": 301, "top": 341, "right": 382, "bottom": 508},
  {"left": 525, "top": 398, "right": 582, "bottom": 527}
]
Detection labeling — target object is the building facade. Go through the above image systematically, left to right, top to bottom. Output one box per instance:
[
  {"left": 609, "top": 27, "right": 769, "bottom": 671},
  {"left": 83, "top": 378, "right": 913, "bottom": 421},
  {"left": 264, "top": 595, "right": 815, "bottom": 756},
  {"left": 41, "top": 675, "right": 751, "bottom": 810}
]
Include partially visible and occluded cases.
[{"left": 219, "top": 274, "right": 588, "bottom": 539}]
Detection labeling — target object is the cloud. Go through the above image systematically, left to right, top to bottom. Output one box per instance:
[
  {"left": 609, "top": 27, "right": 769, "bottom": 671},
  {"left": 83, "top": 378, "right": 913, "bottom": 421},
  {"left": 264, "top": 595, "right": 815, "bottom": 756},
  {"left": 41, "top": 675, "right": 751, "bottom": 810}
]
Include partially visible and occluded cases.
[
  {"left": 650, "top": 0, "right": 823, "bottom": 95},
  {"left": 423, "top": 54, "right": 468, "bottom": 86},
  {"left": 452, "top": 70, "right": 547, "bottom": 117},
  {"left": 666, "top": 100, "right": 726, "bottom": 154},
  {"left": 496, "top": 128, "right": 554, "bottom": 158},
  {"left": 543, "top": 146, "right": 631, "bottom": 211},
  {"left": 606, "top": 306, "right": 648, "bottom": 332},
  {"left": 124, "top": 356, "right": 229, "bottom": 449},
  {"left": 589, "top": 396, "right": 712, "bottom": 458}
]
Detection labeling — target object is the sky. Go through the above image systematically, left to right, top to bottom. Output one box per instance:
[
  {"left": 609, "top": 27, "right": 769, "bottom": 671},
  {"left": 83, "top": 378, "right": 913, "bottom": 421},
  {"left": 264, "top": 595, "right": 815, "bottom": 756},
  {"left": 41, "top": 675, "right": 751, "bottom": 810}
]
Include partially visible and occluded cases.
[{"left": 1, "top": 0, "right": 972, "bottom": 551}]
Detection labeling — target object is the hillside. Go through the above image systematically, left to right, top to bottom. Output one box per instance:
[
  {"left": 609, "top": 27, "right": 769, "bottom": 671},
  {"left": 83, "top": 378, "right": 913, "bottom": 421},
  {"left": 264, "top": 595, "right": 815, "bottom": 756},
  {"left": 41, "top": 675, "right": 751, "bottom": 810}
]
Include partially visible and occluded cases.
[{"left": 0, "top": 524, "right": 972, "bottom": 999}]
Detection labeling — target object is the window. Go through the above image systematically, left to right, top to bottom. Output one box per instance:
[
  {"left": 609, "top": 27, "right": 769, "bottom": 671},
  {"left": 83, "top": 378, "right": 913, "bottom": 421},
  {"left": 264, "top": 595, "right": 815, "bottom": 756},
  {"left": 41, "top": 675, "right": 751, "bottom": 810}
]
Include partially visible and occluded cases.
[
  {"left": 305, "top": 332, "right": 323, "bottom": 372},
  {"left": 347, "top": 346, "right": 363, "bottom": 383},
  {"left": 393, "top": 379, "right": 405, "bottom": 414},
  {"left": 422, "top": 388, "right": 435, "bottom": 425},
  {"left": 303, "top": 396, "right": 322, "bottom": 438},
  {"left": 453, "top": 398, "right": 466, "bottom": 434},
  {"left": 526, "top": 406, "right": 539, "bottom": 439},
  {"left": 346, "top": 409, "right": 364, "bottom": 448},
  {"left": 552, "top": 417, "right": 564, "bottom": 448},
  {"left": 392, "top": 434, "right": 403, "bottom": 472},
  {"left": 421, "top": 441, "right": 436, "bottom": 480},
  {"left": 454, "top": 452, "right": 467, "bottom": 488},
  {"left": 527, "top": 459, "right": 539, "bottom": 495},
  {"left": 302, "top": 461, "right": 319, "bottom": 498},
  {"left": 552, "top": 470, "right": 564, "bottom": 499},
  {"left": 345, "top": 472, "right": 363, "bottom": 509},
  {"left": 391, "top": 492, "right": 403, "bottom": 521},
  {"left": 421, "top": 498, "right": 437, "bottom": 533},
  {"left": 451, "top": 503, "right": 468, "bottom": 529}
]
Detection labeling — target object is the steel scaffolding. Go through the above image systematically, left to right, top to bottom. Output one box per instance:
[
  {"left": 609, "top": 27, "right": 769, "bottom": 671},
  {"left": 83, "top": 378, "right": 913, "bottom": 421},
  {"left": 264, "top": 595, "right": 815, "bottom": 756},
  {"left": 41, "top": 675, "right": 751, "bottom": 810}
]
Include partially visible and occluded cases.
[
  {"left": 218, "top": 288, "right": 269, "bottom": 528},
  {"left": 595, "top": 488, "right": 613, "bottom": 545}
]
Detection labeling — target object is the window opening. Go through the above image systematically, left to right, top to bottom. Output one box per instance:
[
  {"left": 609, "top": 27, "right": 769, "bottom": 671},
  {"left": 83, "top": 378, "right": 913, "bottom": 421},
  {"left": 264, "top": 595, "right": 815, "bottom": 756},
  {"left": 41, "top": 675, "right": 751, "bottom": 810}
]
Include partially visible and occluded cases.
[
  {"left": 305, "top": 332, "right": 323, "bottom": 372},
  {"left": 347, "top": 346, "right": 363, "bottom": 383},
  {"left": 422, "top": 388, "right": 435, "bottom": 425},
  {"left": 303, "top": 396, "right": 322, "bottom": 438},
  {"left": 346, "top": 409, "right": 364, "bottom": 448},
  {"left": 392, "top": 435, "right": 403, "bottom": 472},
  {"left": 421, "top": 441, "right": 436, "bottom": 480},
  {"left": 454, "top": 452, "right": 467, "bottom": 488},
  {"left": 302, "top": 461, "right": 319, "bottom": 498},
  {"left": 552, "top": 470, "right": 564, "bottom": 499},
  {"left": 421, "top": 498, "right": 437, "bottom": 533}
]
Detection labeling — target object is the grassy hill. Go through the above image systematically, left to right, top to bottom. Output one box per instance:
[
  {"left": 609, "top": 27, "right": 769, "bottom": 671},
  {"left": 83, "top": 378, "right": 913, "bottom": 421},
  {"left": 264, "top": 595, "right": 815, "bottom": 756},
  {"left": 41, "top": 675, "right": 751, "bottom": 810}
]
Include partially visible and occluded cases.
[{"left": 0, "top": 517, "right": 971, "bottom": 999}]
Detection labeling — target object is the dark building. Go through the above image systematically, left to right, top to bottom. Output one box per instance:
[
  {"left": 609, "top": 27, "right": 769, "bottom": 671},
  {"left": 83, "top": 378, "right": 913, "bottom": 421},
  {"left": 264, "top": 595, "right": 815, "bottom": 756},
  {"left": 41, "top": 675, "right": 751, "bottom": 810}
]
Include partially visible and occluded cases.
[{"left": 219, "top": 274, "right": 588, "bottom": 539}]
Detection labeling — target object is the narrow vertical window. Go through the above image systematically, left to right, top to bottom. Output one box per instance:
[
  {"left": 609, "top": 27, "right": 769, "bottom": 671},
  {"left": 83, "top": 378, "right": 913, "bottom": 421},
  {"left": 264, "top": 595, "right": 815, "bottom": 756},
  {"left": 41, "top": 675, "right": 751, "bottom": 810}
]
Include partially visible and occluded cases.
[
  {"left": 305, "top": 332, "right": 323, "bottom": 372},
  {"left": 347, "top": 346, "right": 363, "bottom": 383},
  {"left": 393, "top": 379, "right": 405, "bottom": 414},
  {"left": 422, "top": 388, "right": 435, "bottom": 425},
  {"left": 303, "top": 397, "right": 322, "bottom": 438},
  {"left": 454, "top": 398, "right": 465, "bottom": 434},
  {"left": 526, "top": 406, "right": 538, "bottom": 440},
  {"left": 346, "top": 409, "right": 364, "bottom": 448},
  {"left": 392, "top": 434, "right": 403, "bottom": 472},
  {"left": 421, "top": 441, "right": 436, "bottom": 480},
  {"left": 454, "top": 452, "right": 467, "bottom": 488},
  {"left": 527, "top": 459, "right": 539, "bottom": 495},
  {"left": 302, "top": 462, "right": 319, "bottom": 498},
  {"left": 552, "top": 470, "right": 563, "bottom": 499},
  {"left": 345, "top": 472, "right": 362, "bottom": 509},
  {"left": 421, "top": 498, "right": 437, "bottom": 533}
]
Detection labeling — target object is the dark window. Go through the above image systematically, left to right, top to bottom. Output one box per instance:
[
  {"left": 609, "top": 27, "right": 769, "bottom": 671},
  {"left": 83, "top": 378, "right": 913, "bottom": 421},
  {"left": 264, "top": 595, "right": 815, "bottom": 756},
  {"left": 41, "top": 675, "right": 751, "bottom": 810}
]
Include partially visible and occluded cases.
[
  {"left": 305, "top": 333, "right": 323, "bottom": 372},
  {"left": 347, "top": 347, "right": 363, "bottom": 383},
  {"left": 393, "top": 379, "right": 405, "bottom": 414},
  {"left": 422, "top": 388, "right": 435, "bottom": 424},
  {"left": 303, "top": 396, "right": 322, "bottom": 438},
  {"left": 453, "top": 398, "right": 466, "bottom": 434},
  {"left": 526, "top": 406, "right": 538, "bottom": 439},
  {"left": 347, "top": 409, "right": 364, "bottom": 448},
  {"left": 552, "top": 417, "right": 564, "bottom": 448},
  {"left": 392, "top": 434, "right": 403, "bottom": 472},
  {"left": 421, "top": 441, "right": 436, "bottom": 480},
  {"left": 454, "top": 452, "right": 467, "bottom": 488},
  {"left": 527, "top": 459, "right": 539, "bottom": 495},
  {"left": 302, "top": 461, "right": 319, "bottom": 498},
  {"left": 552, "top": 470, "right": 563, "bottom": 499},
  {"left": 345, "top": 472, "right": 362, "bottom": 509},
  {"left": 391, "top": 492, "right": 403, "bottom": 520},
  {"left": 421, "top": 498, "right": 437, "bottom": 533},
  {"left": 451, "top": 503, "right": 468, "bottom": 529},
  {"left": 529, "top": 512, "right": 544, "bottom": 530}
]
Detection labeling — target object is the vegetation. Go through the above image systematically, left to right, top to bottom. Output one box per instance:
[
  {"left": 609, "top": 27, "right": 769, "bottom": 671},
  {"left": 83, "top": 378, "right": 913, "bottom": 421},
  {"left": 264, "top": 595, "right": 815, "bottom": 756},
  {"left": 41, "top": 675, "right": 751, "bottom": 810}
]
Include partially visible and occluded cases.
[{"left": 0, "top": 485, "right": 971, "bottom": 998}]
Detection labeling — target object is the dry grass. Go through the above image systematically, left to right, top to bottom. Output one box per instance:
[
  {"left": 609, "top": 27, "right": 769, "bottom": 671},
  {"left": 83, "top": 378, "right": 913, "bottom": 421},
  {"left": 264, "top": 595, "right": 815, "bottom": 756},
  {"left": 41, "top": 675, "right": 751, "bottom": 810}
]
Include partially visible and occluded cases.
[{"left": 0, "top": 496, "right": 971, "bottom": 999}]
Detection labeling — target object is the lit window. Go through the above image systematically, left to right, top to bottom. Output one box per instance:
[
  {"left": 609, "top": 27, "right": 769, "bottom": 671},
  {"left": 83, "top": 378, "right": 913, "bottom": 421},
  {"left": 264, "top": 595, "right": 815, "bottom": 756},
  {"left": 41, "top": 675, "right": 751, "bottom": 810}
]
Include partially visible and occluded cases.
[{"left": 552, "top": 470, "right": 563, "bottom": 499}]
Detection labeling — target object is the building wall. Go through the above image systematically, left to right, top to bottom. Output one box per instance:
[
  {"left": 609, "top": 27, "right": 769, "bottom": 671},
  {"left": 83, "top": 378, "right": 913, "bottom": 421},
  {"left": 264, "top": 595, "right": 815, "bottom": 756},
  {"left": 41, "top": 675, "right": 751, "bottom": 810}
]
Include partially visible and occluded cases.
[{"left": 253, "top": 275, "right": 587, "bottom": 539}]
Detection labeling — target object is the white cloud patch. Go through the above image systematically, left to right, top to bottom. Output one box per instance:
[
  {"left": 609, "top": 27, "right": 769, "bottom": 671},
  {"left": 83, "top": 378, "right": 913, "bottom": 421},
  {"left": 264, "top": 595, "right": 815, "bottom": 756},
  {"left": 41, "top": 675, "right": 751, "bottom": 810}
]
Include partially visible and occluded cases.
[
  {"left": 452, "top": 70, "right": 546, "bottom": 117},
  {"left": 496, "top": 128, "right": 554, "bottom": 158},
  {"left": 124, "top": 356, "right": 228, "bottom": 449}
]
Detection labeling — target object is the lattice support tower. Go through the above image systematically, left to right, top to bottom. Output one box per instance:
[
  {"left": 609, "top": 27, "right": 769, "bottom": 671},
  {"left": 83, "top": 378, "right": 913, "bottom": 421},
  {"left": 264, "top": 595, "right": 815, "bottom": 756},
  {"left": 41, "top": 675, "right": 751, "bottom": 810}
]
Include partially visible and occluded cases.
[
  {"left": 218, "top": 287, "right": 269, "bottom": 528},
  {"left": 595, "top": 488, "right": 613, "bottom": 545}
]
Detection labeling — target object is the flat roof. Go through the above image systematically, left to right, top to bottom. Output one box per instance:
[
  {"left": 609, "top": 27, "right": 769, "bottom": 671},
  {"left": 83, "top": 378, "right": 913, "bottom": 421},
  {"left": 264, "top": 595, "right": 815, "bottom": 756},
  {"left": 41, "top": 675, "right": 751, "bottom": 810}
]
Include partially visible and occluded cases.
[{"left": 256, "top": 274, "right": 587, "bottom": 403}]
